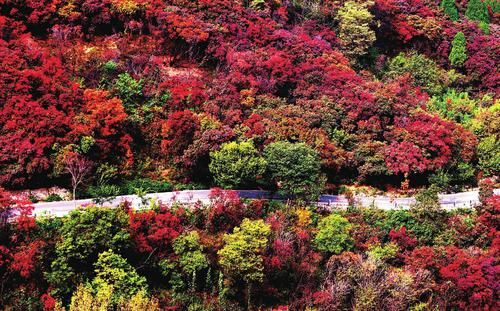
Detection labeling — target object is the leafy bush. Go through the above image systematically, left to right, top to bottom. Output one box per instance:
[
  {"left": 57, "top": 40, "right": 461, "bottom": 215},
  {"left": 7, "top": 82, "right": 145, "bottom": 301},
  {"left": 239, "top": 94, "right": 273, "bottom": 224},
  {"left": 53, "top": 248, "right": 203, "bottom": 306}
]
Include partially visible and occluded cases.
[
  {"left": 384, "top": 52, "right": 444, "bottom": 95},
  {"left": 209, "top": 140, "right": 267, "bottom": 189},
  {"left": 264, "top": 141, "right": 324, "bottom": 200},
  {"left": 122, "top": 178, "right": 173, "bottom": 195},
  {"left": 88, "top": 184, "right": 121, "bottom": 204},
  {"left": 44, "top": 193, "right": 64, "bottom": 202},
  {"left": 314, "top": 214, "right": 353, "bottom": 254}
]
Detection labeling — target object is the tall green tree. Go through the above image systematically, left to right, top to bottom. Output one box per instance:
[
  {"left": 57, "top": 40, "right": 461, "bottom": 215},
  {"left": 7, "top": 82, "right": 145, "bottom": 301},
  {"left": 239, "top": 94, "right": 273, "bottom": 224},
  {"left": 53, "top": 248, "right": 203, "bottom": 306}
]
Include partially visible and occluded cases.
[
  {"left": 440, "top": 0, "right": 459, "bottom": 21},
  {"left": 466, "top": 0, "right": 490, "bottom": 24},
  {"left": 449, "top": 32, "right": 468, "bottom": 67},
  {"left": 209, "top": 140, "right": 267, "bottom": 189},
  {"left": 264, "top": 141, "right": 324, "bottom": 200},
  {"left": 47, "top": 207, "right": 131, "bottom": 300},
  {"left": 218, "top": 219, "right": 270, "bottom": 308},
  {"left": 172, "top": 231, "right": 208, "bottom": 289},
  {"left": 91, "top": 250, "right": 148, "bottom": 306}
]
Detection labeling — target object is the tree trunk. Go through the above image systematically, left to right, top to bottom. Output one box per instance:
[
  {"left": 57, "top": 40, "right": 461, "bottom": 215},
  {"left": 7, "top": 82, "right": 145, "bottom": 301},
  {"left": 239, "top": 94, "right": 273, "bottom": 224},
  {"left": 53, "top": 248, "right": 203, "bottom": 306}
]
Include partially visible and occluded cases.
[{"left": 247, "top": 282, "right": 252, "bottom": 310}]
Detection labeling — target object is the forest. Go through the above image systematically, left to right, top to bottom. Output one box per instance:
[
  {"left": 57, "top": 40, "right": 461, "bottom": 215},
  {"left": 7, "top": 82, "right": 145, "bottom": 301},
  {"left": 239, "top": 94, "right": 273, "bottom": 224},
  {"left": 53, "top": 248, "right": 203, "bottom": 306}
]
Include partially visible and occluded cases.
[
  {"left": 0, "top": 0, "right": 498, "bottom": 309},
  {"left": 1, "top": 182, "right": 499, "bottom": 310}
]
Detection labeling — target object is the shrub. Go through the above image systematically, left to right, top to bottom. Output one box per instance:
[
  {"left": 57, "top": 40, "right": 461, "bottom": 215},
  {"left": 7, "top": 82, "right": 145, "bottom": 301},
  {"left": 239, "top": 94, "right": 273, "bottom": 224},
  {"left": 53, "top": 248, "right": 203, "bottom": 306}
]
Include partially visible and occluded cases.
[
  {"left": 440, "top": 0, "right": 459, "bottom": 21},
  {"left": 466, "top": 0, "right": 490, "bottom": 24},
  {"left": 449, "top": 32, "right": 467, "bottom": 67},
  {"left": 384, "top": 52, "right": 444, "bottom": 95},
  {"left": 209, "top": 141, "right": 267, "bottom": 189},
  {"left": 264, "top": 141, "right": 324, "bottom": 200},
  {"left": 122, "top": 178, "right": 173, "bottom": 195},
  {"left": 45, "top": 193, "right": 63, "bottom": 202},
  {"left": 314, "top": 214, "right": 353, "bottom": 254}
]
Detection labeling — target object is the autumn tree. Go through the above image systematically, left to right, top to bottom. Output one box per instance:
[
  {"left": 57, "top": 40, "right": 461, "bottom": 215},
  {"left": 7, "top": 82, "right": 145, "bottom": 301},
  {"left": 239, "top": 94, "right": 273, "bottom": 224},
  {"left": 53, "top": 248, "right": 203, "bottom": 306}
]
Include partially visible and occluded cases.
[
  {"left": 337, "top": 1, "right": 376, "bottom": 60},
  {"left": 449, "top": 32, "right": 467, "bottom": 67},
  {"left": 0, "top": 38, "right": 82, "bottom": 186},
  {"left": 70, "top": 89, "right": 133, "bottom": 171},
  {"left": 161, "top": 110, "right": 200, "bottom": 162},
  {"left": 209, "top": 141, "right": 267, "bottom": 189},
  {"left": 128, "top": 206, "right": 182, "bottom": 258},
  {"left": 218, "top": 219, "right": 270, "bottom": 308}
]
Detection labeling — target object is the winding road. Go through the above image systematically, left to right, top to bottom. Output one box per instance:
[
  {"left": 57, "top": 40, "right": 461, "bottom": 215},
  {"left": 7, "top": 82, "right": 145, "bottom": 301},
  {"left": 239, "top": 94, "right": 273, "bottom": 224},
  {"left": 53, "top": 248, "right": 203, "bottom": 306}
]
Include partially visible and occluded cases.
[{"left": 31, "top": 189, "right": 499, "bottom": 217}]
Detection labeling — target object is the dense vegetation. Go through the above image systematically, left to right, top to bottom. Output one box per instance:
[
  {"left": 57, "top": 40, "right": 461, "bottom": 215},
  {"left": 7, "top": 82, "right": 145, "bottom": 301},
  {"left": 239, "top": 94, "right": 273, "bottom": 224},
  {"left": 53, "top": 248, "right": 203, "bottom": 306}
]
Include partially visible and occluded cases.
[
  {"left": 0, "top": 0, "right": 498, "bottom": 197},
  {"left": 0, "top": 0, "right": 498, "bottom": 309},
  {"left": 0, "top": 184, "right": 498, "bottom": 310}
]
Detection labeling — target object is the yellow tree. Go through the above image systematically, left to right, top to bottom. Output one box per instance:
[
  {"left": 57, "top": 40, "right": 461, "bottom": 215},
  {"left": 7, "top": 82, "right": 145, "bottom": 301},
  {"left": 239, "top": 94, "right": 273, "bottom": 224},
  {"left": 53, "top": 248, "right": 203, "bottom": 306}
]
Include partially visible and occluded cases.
[{"left": 337, "top": 1, "right": 376, "bottom": 60}]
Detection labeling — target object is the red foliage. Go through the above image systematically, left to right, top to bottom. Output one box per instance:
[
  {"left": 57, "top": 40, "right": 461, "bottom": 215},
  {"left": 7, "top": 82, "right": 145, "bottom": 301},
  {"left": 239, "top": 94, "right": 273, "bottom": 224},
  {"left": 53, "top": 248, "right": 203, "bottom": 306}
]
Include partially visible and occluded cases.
[
  {"left": 163, "top": 10, "right": 210, "bottom": 44},
  {"left": 0, "top": 36, "right": 81, "bottom": 186},
  {"left": 160, "top": 76, "right": 207, "bottom": 110},
  {"left": 70, "top": 89, "right": 133, "bottom": 168},
  {"left": 161, "top": 110, "right": 200, "bottom": 160},
  {"left": 385, "top": 113, "right": 476, "bottom": 176},
  {"left": 0, "top": 187, "right": 44, "bottom": 295},
  {"left": 206, "top": 188, "right": 245, "bottom": 232},
  {"left": 128, "top": 206, "right": 183, "bottom": 257},
  {"left": 389, "top": 227, "right": 417, "bottom": 251},
  {"left": 10, "top": 240, "right": 46, "bottom": 278},
  {"left": 439, "top": 248, "right": 499, "bottom": 310},
  {"left": 41, "top": 293, "right": 57, "bottom": 311}
]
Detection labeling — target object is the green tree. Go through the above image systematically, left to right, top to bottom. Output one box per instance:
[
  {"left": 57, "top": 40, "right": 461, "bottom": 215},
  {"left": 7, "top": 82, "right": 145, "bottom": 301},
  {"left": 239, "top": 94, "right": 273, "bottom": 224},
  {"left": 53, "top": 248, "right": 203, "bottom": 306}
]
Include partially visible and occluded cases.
[
  {"left": 440, "top": 0, "right": 459, "bottom": 21},
  {"left": 466, "top": 0, "right": 490, "bottom": 24},
  {"left": 485, "top": 0, "right": 500, "bottom": 13},
  {"left": 337, "top": 1, "right": 376, "bottom": 60},
  {"left": 449, "top": 32, "right": 467, "bottom": 67},
  {"left": 384, "top": 52, "right": 444, "bottom": 95},
  {"left": 114, "top": 73, "right": 143, "bottom": 114},
  {"left": 428, "top": 90, "right": 478, "bottom": 128},
  {"left": 473, "top": 101, "right": 500, "bottom": 176},
  {"left": 477, "top": 135, "right": 500, "bottom": 175},
  {"left": 209, "top": 141, "right": 267, "bottom": 189},
  {"left": 264, "top": 141, "right": 324, "bottom": 199},
  {"left": 409, "top": 186, "right": 448, "bottom": 244},
  {"left": 47, "top": 207, "right": 131, "bottom": 299},
  {"left": 314, "top": 214, "right": 353, "bottom": 254},
  {"left": 218, "top": 219, "right": 270, "bottom": 307},
  {"left": 172, "top": 231, "right": 209, "bottom": 289},
  {"left": 91, "top": 250, "right": 148, "bottom": 306}
]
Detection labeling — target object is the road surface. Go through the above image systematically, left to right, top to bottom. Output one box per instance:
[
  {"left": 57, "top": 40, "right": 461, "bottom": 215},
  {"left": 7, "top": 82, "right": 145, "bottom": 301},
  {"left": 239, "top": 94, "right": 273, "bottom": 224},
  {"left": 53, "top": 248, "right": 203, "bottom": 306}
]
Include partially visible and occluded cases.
[{"left": 31, "top": 189, "right": 499, "bottom": 217}]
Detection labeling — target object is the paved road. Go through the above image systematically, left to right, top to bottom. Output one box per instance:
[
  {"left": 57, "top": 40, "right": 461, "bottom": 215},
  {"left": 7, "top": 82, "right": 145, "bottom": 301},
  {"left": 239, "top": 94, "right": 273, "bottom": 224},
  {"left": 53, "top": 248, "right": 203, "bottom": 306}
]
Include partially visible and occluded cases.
[{"left": 31, "top": 189, "right": 499, "bottom": 217}]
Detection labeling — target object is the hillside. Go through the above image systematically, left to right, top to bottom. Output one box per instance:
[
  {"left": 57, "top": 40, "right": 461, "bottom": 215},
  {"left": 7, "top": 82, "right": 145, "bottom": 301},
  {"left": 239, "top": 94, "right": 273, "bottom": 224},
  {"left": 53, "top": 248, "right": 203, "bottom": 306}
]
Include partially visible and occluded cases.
[{"left": 0, "top": 0, "right": 499, "bottom": 310}]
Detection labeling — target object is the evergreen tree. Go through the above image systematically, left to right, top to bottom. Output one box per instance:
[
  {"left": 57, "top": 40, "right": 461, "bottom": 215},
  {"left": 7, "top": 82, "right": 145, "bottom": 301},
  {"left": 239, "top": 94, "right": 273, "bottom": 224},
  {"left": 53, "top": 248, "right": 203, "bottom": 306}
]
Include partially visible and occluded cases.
[
  {"left": 440, "top": 0, "right": 459, "bottom": 21},
  {"left": 466, "top": 0, "right": 490, "bottom": 24},
  {"left": 485, "top": 0, "right": 500, "bottom": 13},
  {"left": 449, "top": 32, "right": 468, "bottom": 67}
]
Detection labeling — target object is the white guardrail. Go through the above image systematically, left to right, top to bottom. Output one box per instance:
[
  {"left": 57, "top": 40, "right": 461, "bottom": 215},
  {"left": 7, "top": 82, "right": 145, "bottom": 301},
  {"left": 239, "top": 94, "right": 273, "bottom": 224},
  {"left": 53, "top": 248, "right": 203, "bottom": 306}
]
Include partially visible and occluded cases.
[{"left": 31, "top": 189, "right": 499, "bottom": 217}]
